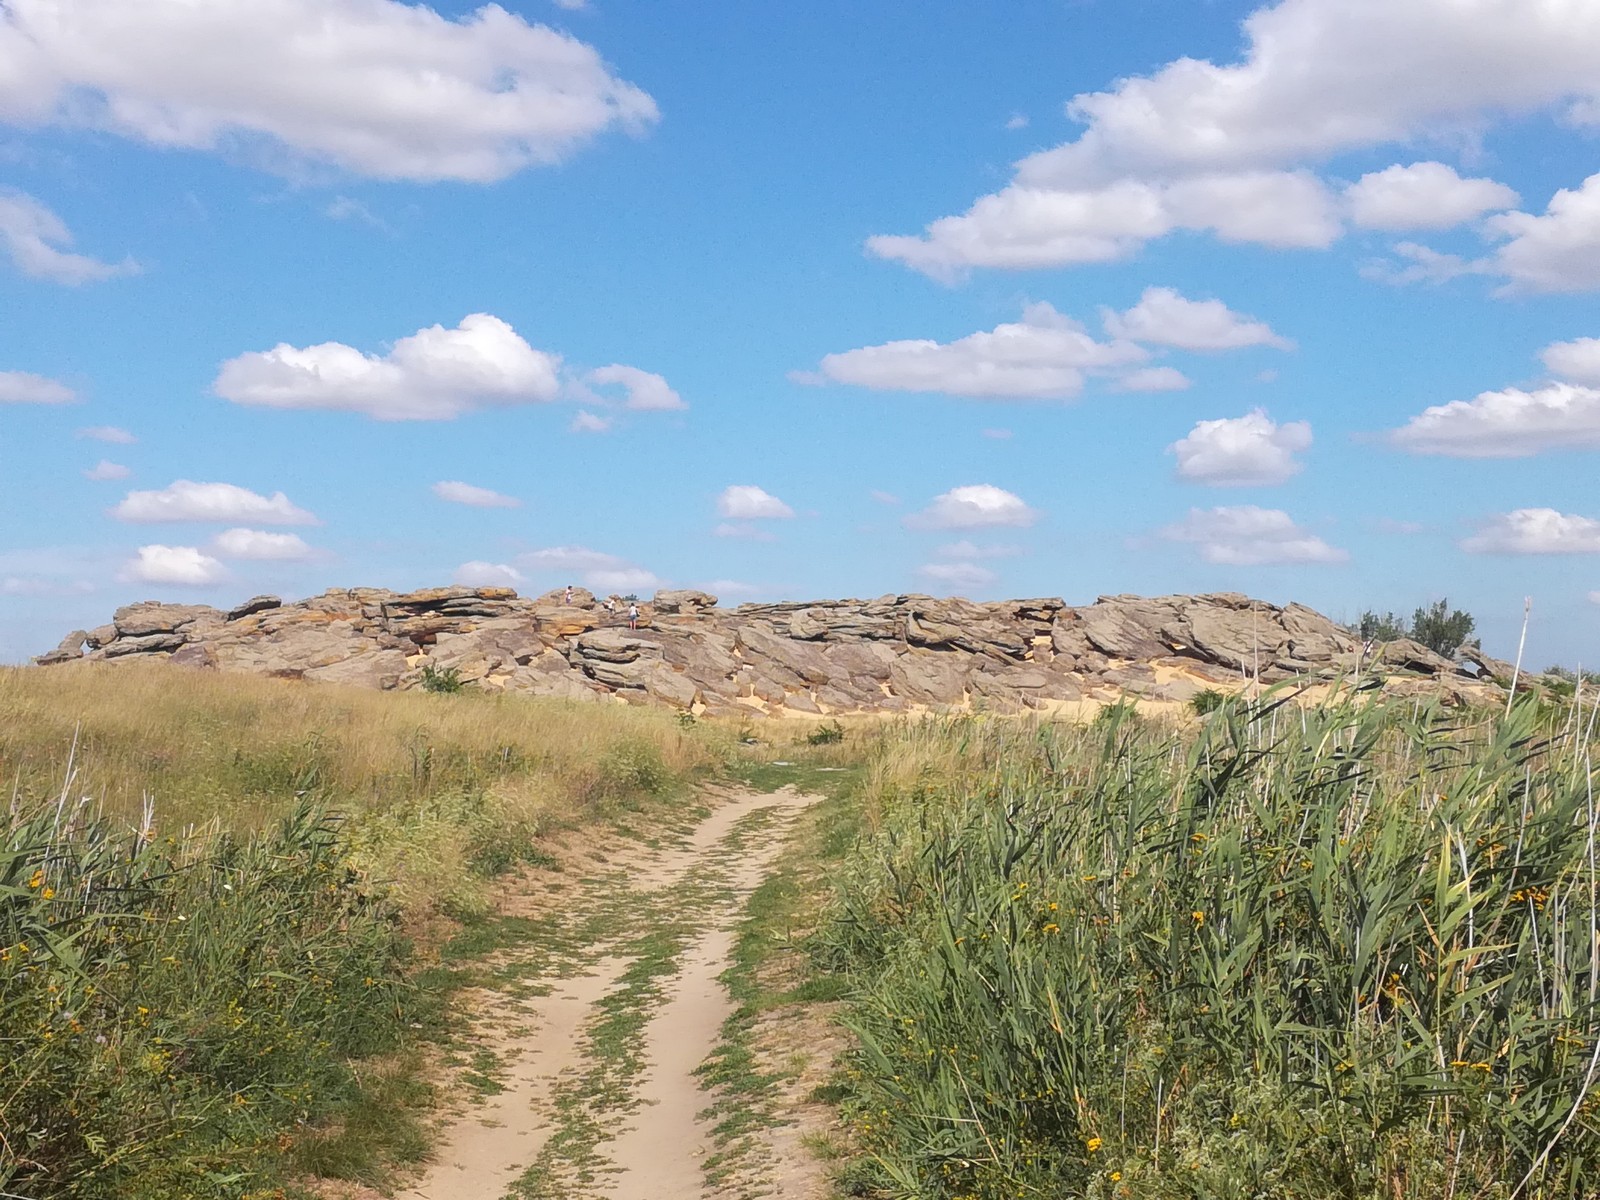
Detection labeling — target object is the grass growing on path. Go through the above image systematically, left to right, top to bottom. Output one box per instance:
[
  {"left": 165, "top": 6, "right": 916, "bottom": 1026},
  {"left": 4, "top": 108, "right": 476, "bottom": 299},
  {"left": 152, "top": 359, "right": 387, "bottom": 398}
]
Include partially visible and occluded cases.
[{"left": 820, "top": 695, "right": 1600, "bottom": 1199}]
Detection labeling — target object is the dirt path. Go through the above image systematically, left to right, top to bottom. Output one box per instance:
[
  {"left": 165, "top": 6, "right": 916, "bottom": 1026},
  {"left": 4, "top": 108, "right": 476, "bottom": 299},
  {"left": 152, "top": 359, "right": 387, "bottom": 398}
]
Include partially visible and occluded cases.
[{"left": 398, "top": 786, "right": 825, "bottom": 1200}]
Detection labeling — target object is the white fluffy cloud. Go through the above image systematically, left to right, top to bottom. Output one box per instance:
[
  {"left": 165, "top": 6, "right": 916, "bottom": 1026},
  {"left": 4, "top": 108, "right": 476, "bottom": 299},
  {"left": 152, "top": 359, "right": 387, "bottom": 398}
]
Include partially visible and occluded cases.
[
  {"left": 0, "top": 0, "right": 657, "bottom": 182},
  {"left": 866, "top": 0, "right": 1600, "bottom": 276},
  {"left": 1344, "top": 162, "right": 1519, "bottom": 231},
  {"left": 1485, "top": 173, "right": 1600, "bottom": 294},
  {"left": 0, "top": 190, "right": 133, "bottom": 284},
  {"left": 1103, "top": 287, "right": 1293, "bottom": 351},
  {"left": 814, "top": 302, "right": 1147, "bottom": 399},
  {"left": 215, "top": 314, "right": 563, "bottom": 421},
  {"left": 1541, "top": 337, "right": 1600, "bottom": 386},
  {"left": 585, "top": 364, "right": 686, "bottom": 411},
  {"left": 1115, "top": 367, "right": 1191, "bottom": 393},
  {"left": 0, "top": 369, "right": 74, "bottom": 403},
  {"left": 1391, "top": 382, "right": 1600, "bottom": 457},
  {"left": 570, "top": 410, "right": 612, "bottom": 433},
  {"left": 1169, "top": 410, "right": 1312, "bottom": 486},
  {"left": 76, "top": 424, "right": 135, "bottom": 443},
  {"left": 83, "top": 459, "right": 129, "bottom": 481},
  {"left": 112, "top": 480, "right": 317, "bottom": 525},
  {"left": 432, "top": 480, "right": 521, "bottom": 508},
  {"left": 716, "top": 485, "right": 794, "bottom": 520},
  {"left": 907, "top": 485, "right": 1039, "bottom": 530},
  {"left": 1160, "top": 505, "right": 1347, "bottom": 565},
  {"left": 1461, "top": 509, "right": 1600, "bottom": 554},
  {"left": 211, "top": 528, "right": 316, "bottom": 561},
  {"left": 122, "top": 544, "right": 228, "bottom": 586},
  {"left": 514, "top": 545, "right": 660, "bottom": 593},
  {"left": 454, "top": 560, "right": 525, "bottom": 588},
  {"left": 918, "top": 561, "right": 998, "bottom": 590},
  {"left": 587, "top": 567, "right": 663, "bottom": 593},
  {"left": 1590, "top": 590, "right": 1600, "bottom": 605}
]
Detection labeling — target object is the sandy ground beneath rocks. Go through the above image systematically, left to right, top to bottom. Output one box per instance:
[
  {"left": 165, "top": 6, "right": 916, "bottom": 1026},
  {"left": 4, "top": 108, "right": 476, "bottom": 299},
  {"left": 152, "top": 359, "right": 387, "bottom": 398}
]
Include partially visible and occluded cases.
[{"left": 397, "top": 787, "right": 824, "bottom": 1200}]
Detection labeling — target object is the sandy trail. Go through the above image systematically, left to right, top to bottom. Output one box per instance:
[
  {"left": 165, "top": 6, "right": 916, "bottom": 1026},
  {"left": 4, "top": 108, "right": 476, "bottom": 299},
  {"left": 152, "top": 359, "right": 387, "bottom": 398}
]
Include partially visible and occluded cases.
[{"left": 399, "top": 786, "right": 820, "bottom": 1200}]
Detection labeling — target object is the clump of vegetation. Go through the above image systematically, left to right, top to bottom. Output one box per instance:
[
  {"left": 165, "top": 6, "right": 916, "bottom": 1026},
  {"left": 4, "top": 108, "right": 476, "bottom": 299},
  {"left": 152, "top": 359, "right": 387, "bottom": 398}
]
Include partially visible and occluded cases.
[
  {"left": 1358, "top": 597, "right": 1477, "bottom": 656},
  {"left": 420, "top": 662, "right": 463, "bottom": 693},
  {"left": 1188, "top": 687, "right": 1226, "bottom": 715},
  {"left": 821, "top": 698, "right": 1600, "bottom": 1198},
  {"left": 806, "top": 720, "right": 846, "bottom": 746},
  {"left": 2, "top": 800, "right": 419, "bottom": 1199}
]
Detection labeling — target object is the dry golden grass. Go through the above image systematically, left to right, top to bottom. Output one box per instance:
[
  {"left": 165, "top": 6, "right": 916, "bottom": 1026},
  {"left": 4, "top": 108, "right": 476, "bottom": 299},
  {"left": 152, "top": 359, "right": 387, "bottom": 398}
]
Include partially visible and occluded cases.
[{"left": 1, "top": 661, "right": 732, "bottom": 911}]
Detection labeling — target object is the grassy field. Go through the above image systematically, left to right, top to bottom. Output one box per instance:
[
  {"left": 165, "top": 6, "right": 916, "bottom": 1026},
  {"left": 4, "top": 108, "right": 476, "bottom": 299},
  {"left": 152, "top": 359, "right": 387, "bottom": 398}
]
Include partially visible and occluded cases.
[
  {"left": 0, "top": 661, "right": 729, "bottom": 1199},
  {"left": 819, "top": 695, "right": 1600, "bottom": 1199}
]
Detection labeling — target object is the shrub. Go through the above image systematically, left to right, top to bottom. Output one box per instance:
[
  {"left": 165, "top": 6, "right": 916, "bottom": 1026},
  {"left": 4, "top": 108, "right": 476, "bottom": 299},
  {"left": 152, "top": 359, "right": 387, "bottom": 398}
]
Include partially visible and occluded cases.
[
  {"left": 1410, "top": 597, "right": 1476, "bottom": 656},
  {"left": 420, "top": 663, "right": 463, "bottom": 694},
  {"left": 1188, "top": 688, "right": 1225, "bottom": 716},
  {"left": 805, "top": 721, "right": 845, "bottom": 746}
]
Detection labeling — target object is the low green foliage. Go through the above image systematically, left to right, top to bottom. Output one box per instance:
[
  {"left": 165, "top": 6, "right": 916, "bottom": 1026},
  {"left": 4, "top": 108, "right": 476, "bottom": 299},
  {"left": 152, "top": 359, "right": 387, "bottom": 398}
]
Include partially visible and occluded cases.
[
  {"left": 1357, "top": 598, "right": 1477, "bottom": 656},
  {"left": 420, "top": 663, "right": 464, "bottom": 693},
  {"left": 1188, "top": 688, "right": 1225, "bottom": 716},
  {"left": 821, "top": 697, "right": 1600, "bottom": 1198},
  {"left": 806, "top": 721, "right": 847, "bottom": 746},
  {"left": 1, "top": 801, "right": 421, "bottom": 1199}
]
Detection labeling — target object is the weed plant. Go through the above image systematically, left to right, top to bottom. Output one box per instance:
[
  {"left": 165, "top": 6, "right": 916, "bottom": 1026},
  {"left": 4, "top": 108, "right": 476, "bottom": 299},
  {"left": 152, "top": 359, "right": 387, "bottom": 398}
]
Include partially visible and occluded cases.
[{"left": 823, "top": 694, "right": 1600, "bottom": 1199}]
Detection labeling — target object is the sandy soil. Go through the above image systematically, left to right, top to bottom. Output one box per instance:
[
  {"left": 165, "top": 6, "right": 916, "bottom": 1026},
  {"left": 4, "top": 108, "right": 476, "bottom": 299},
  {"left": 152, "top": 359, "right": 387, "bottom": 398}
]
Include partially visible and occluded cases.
[{"left": 396, "top": 787, "right": 825, "bottom": 1200}]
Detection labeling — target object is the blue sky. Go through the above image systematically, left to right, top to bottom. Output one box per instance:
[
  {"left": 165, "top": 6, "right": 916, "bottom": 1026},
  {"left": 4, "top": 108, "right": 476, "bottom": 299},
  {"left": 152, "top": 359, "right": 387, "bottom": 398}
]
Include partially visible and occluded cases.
[{"left": 3, "top": 0, "right": 1600, "bottom": 666}]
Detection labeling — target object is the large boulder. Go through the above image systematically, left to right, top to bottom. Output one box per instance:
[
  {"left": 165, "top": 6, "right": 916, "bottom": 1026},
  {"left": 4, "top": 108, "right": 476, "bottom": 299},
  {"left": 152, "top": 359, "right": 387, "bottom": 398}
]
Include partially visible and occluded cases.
[
  {"left": 652, "top": 589, "right": 718, "bottom": 615},
  {"left": 112, "top": 602, "right": 221, "bottom": 638}
]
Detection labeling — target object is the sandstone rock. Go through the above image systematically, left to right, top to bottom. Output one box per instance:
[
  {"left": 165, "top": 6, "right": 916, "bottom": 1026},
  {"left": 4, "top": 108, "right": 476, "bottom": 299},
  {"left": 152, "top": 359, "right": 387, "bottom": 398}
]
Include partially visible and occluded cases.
[
  {"left": 652, "top": 589, "right": 718, "bottom": 614},
  {"left": 228, "top": 595, "right": 282, "bottom": 621},
  {"left": 113, "top": 602, "right": 220, "bottom": 638},
  {"left": 85, "top": 624, "right": 119, "bottom": 650},
  {"left": 33, "top": 630, "right": 89, "bottom": 665},
  {"left": 103, "top": 632, "right": 186, "bottom": 658},
  {"left": 304, "top": 649, "right": 410, "bottom": 690}
]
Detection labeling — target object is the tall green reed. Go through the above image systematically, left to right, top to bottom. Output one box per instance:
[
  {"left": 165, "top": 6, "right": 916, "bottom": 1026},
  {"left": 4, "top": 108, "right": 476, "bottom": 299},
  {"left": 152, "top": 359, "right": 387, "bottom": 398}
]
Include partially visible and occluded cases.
[{"left": 825, "top": 694, "right": 1600, "bottom": 1199}]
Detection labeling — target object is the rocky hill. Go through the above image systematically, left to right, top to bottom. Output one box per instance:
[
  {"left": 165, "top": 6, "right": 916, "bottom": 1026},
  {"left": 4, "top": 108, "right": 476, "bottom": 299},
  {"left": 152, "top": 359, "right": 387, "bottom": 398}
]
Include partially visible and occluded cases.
[{"left": 35, "top": 587, "right": 1510, "bottom": 715}]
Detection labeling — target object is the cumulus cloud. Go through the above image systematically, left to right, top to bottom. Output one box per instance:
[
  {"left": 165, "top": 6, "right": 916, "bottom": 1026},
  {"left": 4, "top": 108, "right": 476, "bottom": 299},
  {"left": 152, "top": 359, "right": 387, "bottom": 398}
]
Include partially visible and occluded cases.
[
  {"left": 0, "top": 0, "right": 657, "bottom": 183},
  {"left": 864, "top": 0, "right": 1600, "bottom": 276},
  {"left": 1344, "top": 162, "right": 1519, "bottom": 231},
  {"left": 1485, "top": 173, "right": 1600, "bottom": 294},
  {"left": 0, "top": 190, "right": 135, "bottom": 284},
  {"left": 1360, "top": 241, "right": 1493, "bottom": 287},
  {"left": 1103, "top": 287, "right": 1293, "bottom": 352},
  {"left": 815, "top": 302, "right": 1146, "bottom": 400},
  {"left": 215, "top": 313, "right": 563, "bottom": 421},
  {"left": 1541, "top": 337, "right": 1600, "bottom": 386},
  {"left": 585, "top": 364, "right": 685, "bottom": 411},
  {"left": 0, "top": 369, "right": 74, "bottom": 403},
  {"left": 1390, "top": 382, "right": 1600, "bottom": 457},
  {"left": 570, "top": 409, "right": 612, "bottom": 433},
  {"left": 1169, "top": 409, "right": 1312, "bottom": 486},
  {"left": 77, "top": 424, "right": 135, "bottom": 443},
  {"left": 83, "top": 459, "right": 129, "bottom": 481},
  {"left": 111, "top": 480, "right": 317, "bottom": 525},
  {"left": 432, "top": 480, "right": 521, "bottom": 508},
  {"left": 716, "top": 485, "right": 794, "bottom": 520},
  {"left": 906, "top": 485, "right": 1039, "bottom": 530},
  {"left": 1160, "top": 505, "right": 1347, "bottom": 565},
  {"left": 1460, "top": 509, "right": 1600, "bottom": 555},
  {"left": 713, "top": 522, "right": 778, "bottom": 542},
  {"left": 211, "top": 528, "right": 316, "bottom": 561},
  {"left": 122, "top": 544, "right": 228, "bottom": 586},
  {"left": 454, "top": 560, "right": 525, "bottom": 588},
  {"left": 918, "top": 561, "right": 998, "bottom": 589}
]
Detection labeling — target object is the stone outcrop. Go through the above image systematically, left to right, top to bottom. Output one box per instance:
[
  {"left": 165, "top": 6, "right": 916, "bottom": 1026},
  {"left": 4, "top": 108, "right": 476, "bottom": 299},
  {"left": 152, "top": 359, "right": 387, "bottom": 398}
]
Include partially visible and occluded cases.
[{"left": 35, "top": 587, "right": 1504, "bottom": 715}]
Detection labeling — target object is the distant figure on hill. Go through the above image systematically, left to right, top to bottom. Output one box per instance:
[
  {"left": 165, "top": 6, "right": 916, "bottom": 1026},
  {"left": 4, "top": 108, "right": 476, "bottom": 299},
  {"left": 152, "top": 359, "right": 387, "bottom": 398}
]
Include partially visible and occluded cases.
[
  {"left": 564, "top": 585, "right": 573, "bottom": 605},
  {"left": 604, "top": 596, "right": 616, "bottom": 616},
  {"left": 628, "top": 601, "right": 639, "bottom": 630}
]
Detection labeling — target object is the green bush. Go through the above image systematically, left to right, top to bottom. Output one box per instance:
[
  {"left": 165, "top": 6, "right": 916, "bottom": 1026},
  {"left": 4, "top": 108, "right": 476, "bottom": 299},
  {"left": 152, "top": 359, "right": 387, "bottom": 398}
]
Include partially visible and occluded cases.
[
  {"left": 420, "top": 663, "right": 463, "bottom": 694},
  {"left": 1188, "top": 688, "right": 1225, "bottom": 716},
  {"left": 821, "top": 699, "right": 1599, "bottom": 1198},
  {"left": 805, "top": 721, "right": 845, "bottom": 746}
]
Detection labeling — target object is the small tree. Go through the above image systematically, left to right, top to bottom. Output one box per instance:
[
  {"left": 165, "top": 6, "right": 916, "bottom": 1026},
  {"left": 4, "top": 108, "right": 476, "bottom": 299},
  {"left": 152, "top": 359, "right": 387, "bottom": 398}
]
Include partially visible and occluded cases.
[
  {"left": 1410, "top": 599, "right": 1476, "bottom": 656},
  {"left": 1357, "top": 610, "right": 1407, "bottom": 642}
]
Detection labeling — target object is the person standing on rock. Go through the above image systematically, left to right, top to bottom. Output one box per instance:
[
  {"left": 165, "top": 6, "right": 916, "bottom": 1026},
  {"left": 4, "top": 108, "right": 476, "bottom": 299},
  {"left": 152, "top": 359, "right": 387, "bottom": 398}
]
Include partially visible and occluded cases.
[
  {"left": 564, "top": 585, "right": 573, "bottom": 605},
  {"left": 628, "top": 601, "right": 639, "bottom": 631}
]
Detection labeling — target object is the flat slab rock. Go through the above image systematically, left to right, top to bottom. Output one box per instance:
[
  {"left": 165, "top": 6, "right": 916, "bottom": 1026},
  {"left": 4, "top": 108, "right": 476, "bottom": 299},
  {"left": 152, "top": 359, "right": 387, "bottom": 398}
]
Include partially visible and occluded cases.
[{"left": 37, "top": 586, "right": 1498, "bottom": 715}]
